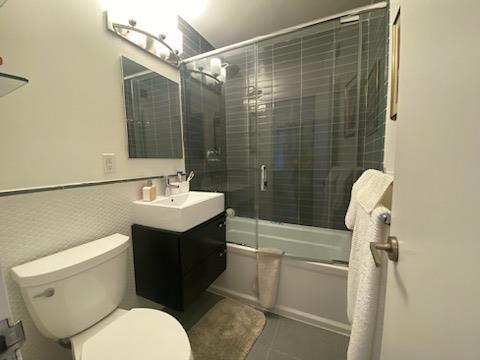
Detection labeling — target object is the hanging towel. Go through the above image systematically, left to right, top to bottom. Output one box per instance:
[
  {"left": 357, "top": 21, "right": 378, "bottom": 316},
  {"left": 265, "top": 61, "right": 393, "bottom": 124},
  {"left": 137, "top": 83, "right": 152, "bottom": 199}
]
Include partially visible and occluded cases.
[
  {"left": 345, "top": 169, "right": 393, "bottom": 360},
  {"left": 255, "top": 248, "right": 284, "bottom": 308}
]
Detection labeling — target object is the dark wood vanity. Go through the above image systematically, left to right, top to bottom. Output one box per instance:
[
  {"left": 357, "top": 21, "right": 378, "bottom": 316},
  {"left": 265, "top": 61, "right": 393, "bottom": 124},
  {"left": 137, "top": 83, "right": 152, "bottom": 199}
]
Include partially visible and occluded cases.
[{"left": 132, "top": 212, "right": 227, "bottom": 311}]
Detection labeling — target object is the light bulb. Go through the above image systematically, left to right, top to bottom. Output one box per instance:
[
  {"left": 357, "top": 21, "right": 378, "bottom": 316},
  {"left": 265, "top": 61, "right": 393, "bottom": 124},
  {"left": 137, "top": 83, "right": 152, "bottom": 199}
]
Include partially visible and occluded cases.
[
  {"left": 127, "top": 30, "right": 146, "bottom": 48},
  {"left": 154, "top": 42, "right": 170, "bottom": 59},
  {"left": 210, "top": 58, "right": 221, "bottom": 77},
  {"left": 218, "top": 67, "right": 226, "bottom": 83}
]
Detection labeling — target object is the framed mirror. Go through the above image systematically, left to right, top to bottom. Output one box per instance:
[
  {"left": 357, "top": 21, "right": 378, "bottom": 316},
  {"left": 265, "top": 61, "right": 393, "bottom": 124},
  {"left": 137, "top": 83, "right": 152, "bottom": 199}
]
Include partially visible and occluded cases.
[{"left": 121, "top": 57, "right": 183, "bottom": 158}]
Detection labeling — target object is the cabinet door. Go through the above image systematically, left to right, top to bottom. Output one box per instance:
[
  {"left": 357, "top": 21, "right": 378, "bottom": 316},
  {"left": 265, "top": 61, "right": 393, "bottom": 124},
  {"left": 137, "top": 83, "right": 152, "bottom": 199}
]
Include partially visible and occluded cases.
[
  {"left": 180, "top": 213, "right": 226, "bottom": 274},
  {"left": 132, "top": 225, "right": 183, "bottom": 308},
  {"left": 183, "top": 248, "right": 227, "bottom": 307}
]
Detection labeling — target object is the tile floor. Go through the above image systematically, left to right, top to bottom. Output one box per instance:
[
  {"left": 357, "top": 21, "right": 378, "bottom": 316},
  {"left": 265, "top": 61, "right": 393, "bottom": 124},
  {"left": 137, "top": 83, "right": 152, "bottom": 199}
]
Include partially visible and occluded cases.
[{"left": 165, "top": 292, "right": 349, "bottom": 360}]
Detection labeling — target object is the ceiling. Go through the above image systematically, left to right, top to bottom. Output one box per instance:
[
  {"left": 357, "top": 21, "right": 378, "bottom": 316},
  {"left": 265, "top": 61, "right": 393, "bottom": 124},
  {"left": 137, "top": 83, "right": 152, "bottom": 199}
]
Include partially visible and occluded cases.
[{"left": 179, "top": 0, "right": 379, "bottom": 48}]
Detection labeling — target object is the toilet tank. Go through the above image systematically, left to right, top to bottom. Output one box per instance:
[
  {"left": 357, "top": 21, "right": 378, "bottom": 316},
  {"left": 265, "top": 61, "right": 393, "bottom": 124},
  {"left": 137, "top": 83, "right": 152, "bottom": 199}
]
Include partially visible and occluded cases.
[{"left": 11, "top": 234, "right": 129, "bottom": 340}]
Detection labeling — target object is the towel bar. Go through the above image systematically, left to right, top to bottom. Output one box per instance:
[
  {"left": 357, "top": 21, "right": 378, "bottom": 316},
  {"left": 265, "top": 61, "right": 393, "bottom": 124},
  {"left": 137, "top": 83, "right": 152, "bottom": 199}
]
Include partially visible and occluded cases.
[{"left": 370, "top": 236, "right": 399, "bottom": 267}]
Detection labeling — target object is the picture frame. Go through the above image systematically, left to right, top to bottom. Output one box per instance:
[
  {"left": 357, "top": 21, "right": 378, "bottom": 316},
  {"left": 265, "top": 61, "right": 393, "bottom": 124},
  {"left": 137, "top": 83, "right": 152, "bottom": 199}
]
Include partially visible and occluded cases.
[{"left": 390, "top": 9, "right": 400, "bottom": 120}]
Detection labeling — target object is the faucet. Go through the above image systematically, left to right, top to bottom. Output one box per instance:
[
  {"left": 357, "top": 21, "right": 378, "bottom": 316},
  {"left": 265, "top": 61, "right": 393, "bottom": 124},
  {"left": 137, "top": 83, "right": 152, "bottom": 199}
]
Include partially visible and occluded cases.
[{"left": 164, "top": 175, "right": 180, "bottom": 196}]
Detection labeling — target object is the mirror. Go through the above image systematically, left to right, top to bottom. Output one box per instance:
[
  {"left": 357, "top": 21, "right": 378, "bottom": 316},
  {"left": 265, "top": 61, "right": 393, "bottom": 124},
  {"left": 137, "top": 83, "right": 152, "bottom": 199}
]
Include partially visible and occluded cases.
[{"left": 121, "top": 57, "right": 183, "bottom": 158}]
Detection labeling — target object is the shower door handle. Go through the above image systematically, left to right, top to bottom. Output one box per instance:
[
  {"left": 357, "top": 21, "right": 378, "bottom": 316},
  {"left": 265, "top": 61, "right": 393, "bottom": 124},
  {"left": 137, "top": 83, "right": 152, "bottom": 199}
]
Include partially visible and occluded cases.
[{"left": 260, "top": 165, "right": 268, "bottom": 191}]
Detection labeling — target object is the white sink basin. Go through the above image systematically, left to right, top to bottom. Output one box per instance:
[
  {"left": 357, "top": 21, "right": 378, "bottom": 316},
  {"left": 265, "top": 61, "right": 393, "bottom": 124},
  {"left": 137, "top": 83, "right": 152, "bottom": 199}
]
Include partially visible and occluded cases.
[{"left": 132, "top": 191, "right": 225, "bottom": 232}]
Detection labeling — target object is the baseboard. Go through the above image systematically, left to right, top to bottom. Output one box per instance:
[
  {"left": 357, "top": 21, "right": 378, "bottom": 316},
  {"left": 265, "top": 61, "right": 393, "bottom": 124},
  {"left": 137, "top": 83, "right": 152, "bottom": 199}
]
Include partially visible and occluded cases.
[{"left": 208, "top": 285, "right": 351, "bottom": 337}]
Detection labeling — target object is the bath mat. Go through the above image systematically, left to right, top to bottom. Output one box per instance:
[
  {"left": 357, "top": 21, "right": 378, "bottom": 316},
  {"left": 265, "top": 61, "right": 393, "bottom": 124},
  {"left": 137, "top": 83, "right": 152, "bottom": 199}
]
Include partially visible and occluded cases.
[{"left": 188, "top": 298, "right": 266, "bottom": 360}]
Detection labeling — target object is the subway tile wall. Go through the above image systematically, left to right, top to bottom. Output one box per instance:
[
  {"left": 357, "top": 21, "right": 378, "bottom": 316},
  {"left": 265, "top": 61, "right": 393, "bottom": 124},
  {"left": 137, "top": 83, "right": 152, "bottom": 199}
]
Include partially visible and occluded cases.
[
  {"left": 182, "top": 9, "right": 388, "bottom": 231},
  {"left": 361, "top": 10, "right": 389, "bottom": 170},
  {"left": 178, "top": 16, "right": 215, "bottom": 59},
  {"left": 181, "top": 73, "right": 228, "bottom": 192}
]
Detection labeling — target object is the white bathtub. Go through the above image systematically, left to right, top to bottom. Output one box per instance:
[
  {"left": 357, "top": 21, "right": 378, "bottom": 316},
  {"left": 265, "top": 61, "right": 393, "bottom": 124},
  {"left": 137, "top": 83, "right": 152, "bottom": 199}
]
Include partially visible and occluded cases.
[
  {"left": 209, "top": 216, "right": 352, "bottom": 336},
  {"left": 226, "top": 216, "right": 352, "bottom": 263}
]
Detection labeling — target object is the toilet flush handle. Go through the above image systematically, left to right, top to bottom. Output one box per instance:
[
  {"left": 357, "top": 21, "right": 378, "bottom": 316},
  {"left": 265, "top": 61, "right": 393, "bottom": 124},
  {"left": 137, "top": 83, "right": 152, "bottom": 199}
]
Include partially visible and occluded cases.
[{"left": 33, "top": 288, "right": 55, "bottom": 299}]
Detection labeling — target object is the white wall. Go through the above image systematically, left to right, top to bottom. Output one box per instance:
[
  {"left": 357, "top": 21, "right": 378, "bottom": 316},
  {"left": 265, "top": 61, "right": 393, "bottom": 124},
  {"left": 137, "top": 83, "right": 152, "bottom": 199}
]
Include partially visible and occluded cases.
[{"left": 0, "top": 0, "right": 184, "bottom": 191}]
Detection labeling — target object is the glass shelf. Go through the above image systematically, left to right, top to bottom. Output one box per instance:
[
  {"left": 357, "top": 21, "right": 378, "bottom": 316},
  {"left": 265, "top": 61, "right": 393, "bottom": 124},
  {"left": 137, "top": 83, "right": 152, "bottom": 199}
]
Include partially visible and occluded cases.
[{"left": 0, "top": 72, "right": 29, "bottom": 98}]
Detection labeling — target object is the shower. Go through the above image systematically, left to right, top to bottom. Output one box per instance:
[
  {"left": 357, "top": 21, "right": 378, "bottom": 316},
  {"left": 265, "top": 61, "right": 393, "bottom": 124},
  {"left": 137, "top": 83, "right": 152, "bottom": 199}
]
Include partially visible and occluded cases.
[{"left": 180, "top": 3, "right": 389, "bottom": 264}]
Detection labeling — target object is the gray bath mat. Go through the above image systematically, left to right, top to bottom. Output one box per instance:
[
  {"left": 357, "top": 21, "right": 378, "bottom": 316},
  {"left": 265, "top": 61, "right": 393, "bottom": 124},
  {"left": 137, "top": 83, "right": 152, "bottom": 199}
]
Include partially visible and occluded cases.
[{"left": 188, "top": 298, "right": 266, "bottom": 360}]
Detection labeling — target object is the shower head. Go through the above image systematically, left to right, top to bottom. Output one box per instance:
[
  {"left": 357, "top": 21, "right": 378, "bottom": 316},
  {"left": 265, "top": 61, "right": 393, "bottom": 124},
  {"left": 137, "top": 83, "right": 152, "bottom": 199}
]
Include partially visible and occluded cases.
[{"left": 225, "top": 64, "right": 240, "bottom": 79}]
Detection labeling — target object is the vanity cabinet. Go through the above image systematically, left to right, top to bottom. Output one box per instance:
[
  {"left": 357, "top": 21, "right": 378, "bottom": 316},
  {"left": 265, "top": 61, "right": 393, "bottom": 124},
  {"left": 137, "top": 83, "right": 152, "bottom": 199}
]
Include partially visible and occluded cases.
[{"left": 132, "top": 212, "right": 226, "bottom": 311}]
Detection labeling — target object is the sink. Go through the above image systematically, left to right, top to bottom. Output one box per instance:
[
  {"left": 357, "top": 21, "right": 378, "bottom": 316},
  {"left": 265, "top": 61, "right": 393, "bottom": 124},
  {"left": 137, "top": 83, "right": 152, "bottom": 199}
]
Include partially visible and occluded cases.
[{"left": 132, "top": 191, "right": 225, "bottom": 232}]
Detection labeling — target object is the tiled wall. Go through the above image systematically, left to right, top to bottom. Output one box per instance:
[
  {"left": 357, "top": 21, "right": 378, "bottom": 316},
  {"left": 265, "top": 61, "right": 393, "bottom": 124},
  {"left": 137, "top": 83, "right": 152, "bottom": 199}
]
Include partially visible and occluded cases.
[
  {"left": 361, "top": 9, "right": 389, "bottom": 170},
  {"left": 182, "top": 10, "right": 388, "bottom": 231},
  {"left": 178, "top": 16, "right": 215, "bottom": 59},
  {"left": 178, "top": 16, "right": 228, "bottom": 193},
  {"left": 222, "top": 47, "right": 256, "bottom": 218},
  {"left": 181, "top": 72, "right": 228, "bottom": 192},
  {"left": 0, "top": 182, "right": 166, "bottom": 360}
]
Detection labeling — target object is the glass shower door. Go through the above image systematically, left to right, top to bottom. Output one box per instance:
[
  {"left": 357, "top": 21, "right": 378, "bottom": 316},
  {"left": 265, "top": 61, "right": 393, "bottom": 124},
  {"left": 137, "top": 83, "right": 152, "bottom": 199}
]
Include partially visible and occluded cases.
[
  {"left": 180, "top": 8, "right": 388, "bottom": 262},
  {"left": 253, "top": 18, "right": 365, "bottom": 263},
  {"left": 181, "top": 45, "right": 259, "bottom": 250}
]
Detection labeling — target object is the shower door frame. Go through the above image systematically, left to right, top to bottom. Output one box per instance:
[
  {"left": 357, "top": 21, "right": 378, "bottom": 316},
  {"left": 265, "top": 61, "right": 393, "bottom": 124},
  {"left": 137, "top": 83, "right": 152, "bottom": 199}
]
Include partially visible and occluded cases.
[
  {"left": 181, "top": 1, "right": 388, "bottom": 260},
  {"left": 180, "top": 2, "right": 387, "bottom": 66}
]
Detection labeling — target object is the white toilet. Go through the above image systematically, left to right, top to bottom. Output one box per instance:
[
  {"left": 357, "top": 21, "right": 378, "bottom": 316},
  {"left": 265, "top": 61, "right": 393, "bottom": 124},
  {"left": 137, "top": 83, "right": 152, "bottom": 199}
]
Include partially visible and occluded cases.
[{"left": 11, "top": 234, "right": 192, "bottom": 360}]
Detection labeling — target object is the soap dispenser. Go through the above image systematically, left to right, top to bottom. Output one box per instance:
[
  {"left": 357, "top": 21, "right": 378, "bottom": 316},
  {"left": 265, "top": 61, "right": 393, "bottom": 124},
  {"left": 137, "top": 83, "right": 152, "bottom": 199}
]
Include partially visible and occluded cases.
[{"left": 142, "top": 180, "right": 156, "bottom": 202}]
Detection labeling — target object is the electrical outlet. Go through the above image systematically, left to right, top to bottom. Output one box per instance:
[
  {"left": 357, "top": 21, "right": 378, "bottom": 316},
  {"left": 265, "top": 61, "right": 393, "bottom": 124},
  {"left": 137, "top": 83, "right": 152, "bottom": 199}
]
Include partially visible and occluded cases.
[{"left": 102, "top": 153, "right": 115, "bottom": 174}]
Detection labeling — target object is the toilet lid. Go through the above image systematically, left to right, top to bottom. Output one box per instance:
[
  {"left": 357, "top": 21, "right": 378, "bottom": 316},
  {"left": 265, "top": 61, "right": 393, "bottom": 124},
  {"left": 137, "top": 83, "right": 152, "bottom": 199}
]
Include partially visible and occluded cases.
[{"left": 81, "top": 308, "right": 191, "bottom": 360}]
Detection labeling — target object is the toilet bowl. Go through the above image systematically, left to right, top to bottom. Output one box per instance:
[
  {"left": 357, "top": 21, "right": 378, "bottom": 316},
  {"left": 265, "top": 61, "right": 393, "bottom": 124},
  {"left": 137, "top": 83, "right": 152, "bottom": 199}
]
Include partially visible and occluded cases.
[
  {"left": 11, "top": 234, "right": 191, "bottom": 360},
  {"left": 71, "top": 308, "right": 191, "bottom": 360}
]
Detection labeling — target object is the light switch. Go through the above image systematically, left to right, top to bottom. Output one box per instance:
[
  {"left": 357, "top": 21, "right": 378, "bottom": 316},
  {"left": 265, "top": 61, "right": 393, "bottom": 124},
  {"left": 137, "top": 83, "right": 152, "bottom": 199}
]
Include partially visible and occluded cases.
[{"left": 102, "top": 153, "right": 115, "bottom": 174}]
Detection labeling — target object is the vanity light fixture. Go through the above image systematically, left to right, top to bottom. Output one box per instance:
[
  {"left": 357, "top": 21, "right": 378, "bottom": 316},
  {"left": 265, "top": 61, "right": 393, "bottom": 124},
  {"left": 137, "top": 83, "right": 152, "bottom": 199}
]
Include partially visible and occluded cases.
[
  {"left": 106, "top": 14, "right": 182, "bottom": 67},
  {"left": 185, "top": 60, "right": 229, "bottom": 84}
]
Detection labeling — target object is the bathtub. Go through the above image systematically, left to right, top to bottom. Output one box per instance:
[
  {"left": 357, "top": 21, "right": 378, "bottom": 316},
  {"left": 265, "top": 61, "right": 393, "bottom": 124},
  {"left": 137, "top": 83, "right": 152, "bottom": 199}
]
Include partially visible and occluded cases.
[
  {"left": 209, "top": 216, "right": 352, "bottom": 336},
  {"left": 226, "top": 216, "right": 351, "bottom": 263}
]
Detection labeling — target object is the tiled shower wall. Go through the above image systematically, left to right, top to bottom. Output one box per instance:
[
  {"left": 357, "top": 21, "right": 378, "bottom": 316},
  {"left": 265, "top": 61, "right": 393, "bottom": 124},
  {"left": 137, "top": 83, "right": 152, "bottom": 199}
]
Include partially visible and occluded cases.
[
  {"left": 182, "top": 9, "right": 388, "bottom": 231},
  {"left": 362, "top": 10, "right": 389, "bottom": 169},
  {"left": 178, "top": 16, "right": 215, "bottom": 59},
  {"left": 181, "top": 74, "right": 228, "bottom": 192}
]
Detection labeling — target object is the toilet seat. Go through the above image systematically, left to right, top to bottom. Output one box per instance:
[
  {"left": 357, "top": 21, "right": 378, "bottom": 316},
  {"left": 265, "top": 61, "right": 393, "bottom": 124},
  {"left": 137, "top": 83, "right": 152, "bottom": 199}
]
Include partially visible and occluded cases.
[{"left": 77, "top": 308, "right": 191, "bottom": 360}]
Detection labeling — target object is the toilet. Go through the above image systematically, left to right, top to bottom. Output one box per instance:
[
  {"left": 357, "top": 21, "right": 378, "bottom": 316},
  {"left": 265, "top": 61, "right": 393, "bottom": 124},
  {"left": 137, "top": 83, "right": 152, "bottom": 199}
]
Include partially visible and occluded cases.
[{"left": 11, "top": 234, "right": 192, "bottom": 360}]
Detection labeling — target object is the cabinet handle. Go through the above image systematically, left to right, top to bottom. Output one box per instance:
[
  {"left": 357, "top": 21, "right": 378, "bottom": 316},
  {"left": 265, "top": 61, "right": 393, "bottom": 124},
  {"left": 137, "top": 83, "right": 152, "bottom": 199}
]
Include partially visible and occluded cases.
[{"left": 218, "top": 249, "right": 226, "bottom": 257}]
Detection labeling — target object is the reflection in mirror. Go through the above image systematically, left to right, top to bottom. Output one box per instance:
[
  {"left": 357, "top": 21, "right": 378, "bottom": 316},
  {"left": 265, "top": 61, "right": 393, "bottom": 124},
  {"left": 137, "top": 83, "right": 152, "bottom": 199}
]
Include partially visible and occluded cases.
[{"left": 121, "top": 57, "right": 183, "bottom": 158}]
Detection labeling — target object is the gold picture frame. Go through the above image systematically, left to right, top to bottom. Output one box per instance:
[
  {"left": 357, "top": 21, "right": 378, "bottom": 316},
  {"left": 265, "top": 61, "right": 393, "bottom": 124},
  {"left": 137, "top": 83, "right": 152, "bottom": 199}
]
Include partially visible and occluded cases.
[{"left": 390, "top": 9, "right": 400, "bottom": 120}]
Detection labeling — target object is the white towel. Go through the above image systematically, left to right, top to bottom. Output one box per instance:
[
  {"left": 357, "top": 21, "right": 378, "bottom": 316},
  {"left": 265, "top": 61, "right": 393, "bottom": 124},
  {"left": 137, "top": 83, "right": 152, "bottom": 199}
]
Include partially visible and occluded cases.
[
  {"left": 346, "top": 169, "right": 393, "bottom": 360},
  {"left": 256, "top": 247, "right": 284, "bottom": 308}
]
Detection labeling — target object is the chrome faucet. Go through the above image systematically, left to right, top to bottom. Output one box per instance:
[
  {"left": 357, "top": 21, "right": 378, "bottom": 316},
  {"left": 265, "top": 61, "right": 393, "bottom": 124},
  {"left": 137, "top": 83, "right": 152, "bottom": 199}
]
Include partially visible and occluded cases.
[{"left": 164, "top": 175, "right": 180, "bottom": 196}]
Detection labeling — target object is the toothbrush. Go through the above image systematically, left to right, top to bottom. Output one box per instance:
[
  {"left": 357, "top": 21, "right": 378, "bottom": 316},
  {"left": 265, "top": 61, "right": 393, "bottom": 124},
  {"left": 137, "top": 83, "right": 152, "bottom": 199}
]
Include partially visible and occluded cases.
[{"left": 186, "top": 171, "right": 195, "bottom": 182}]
